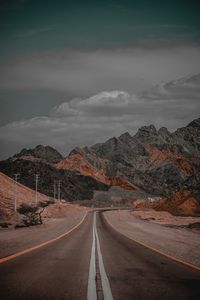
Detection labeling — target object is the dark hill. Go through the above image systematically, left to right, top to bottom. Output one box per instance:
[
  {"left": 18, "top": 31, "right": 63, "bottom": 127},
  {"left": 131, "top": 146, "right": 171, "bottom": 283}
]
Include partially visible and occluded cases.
[
  {"left": 13, "top": 145, "right": 63, "bottom": 164},
  {"left": 0, "top": 158, "right": 108, "bottom": 201}
]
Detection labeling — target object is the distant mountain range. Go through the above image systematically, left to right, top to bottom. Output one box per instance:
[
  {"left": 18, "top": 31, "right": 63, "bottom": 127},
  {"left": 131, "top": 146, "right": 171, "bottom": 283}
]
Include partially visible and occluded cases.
[{"left": 0, "top": 117, "right": 199, "bottom": 204}]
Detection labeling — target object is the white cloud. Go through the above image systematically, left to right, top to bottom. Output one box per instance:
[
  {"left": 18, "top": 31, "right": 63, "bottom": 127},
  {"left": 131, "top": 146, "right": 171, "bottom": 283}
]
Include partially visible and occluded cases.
[
  {"left": 0, "top": 73, "right": 199, "bottom": 160},
  {"left": 142, "top": 73, "right": 200, "bottom": 100},
  {"left": 50, "top": 91, "right": 142, "bottom": 118},
  {"left": 50, "top": 91, "right": 140, "bottom": 118},
  {"left": 75, "top": 91, "right": 130, "bottom": 107},
  {"left": 50, "top": 101, "right": 83, "bottom": 117}
]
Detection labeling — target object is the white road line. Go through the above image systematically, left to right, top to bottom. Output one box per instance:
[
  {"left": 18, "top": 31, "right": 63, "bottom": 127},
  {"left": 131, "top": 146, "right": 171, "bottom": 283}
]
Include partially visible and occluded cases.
[
  {"left": 87, "top": 212, "right": 114, "bottom": 300},
  {"left": 94, "top": 212, "right": 114, "bottom": 300},
  {"left": 87, "top": 215, "right": 97, "bottom": 300}
]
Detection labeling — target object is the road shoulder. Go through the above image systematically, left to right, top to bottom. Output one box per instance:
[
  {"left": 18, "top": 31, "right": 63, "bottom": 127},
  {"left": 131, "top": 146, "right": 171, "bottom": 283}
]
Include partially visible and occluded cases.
[
  {"left": 0, "top": 206, "right": 88, "bottom": 259},
  {"left": 103, "top": 210, "right": 200, "bottom": 268}
]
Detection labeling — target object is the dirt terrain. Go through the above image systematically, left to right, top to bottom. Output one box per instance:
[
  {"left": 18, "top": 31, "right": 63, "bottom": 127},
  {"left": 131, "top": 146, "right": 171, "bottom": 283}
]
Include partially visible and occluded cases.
[
  {"left": 0, "top": 171, "right": 90, "bottom": 260},
  {"left": 0, "top": 201, "right": 88, "bottom": 258},
  {"left": 104, "top": 209, "right": 200, "bottom": 267}
]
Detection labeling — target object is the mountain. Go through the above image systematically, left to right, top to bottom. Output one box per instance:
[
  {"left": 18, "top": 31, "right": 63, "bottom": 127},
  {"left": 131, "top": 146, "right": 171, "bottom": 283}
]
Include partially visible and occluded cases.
[
  {"left": 0, "top": 117, "right": 199, "bottom": 205},
  {"left": 56, "top": 117, "right": 200, "bottom": 197},
  {"left": 187, "top": 118, "right": 200, "bottom": 129},
  {"left": 13, "top": 145, "right": 63, "bottom": 164}
]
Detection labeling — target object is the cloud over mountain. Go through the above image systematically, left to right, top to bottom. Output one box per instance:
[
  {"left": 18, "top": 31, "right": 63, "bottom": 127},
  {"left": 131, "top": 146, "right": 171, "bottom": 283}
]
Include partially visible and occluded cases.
[
  {"left": 0, "top": 72, "right": 199, "bottom": 160},
  {"left": 142, "top": 73, "right": 200, "bottom": 100},
  {"left": 50, "top": 91, "right": 133, "bottom": 118}
]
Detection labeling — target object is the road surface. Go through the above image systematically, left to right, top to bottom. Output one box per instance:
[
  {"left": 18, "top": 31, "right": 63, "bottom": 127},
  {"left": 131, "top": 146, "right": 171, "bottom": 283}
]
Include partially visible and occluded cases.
[{"left": 0, "top": 211, "right": 200, "bottom": 300}]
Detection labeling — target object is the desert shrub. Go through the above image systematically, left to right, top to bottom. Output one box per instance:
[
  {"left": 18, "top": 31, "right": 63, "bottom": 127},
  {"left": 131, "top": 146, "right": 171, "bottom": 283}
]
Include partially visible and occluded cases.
[{"left": 17, "top": 202, "right": 45, "bottom": 226}]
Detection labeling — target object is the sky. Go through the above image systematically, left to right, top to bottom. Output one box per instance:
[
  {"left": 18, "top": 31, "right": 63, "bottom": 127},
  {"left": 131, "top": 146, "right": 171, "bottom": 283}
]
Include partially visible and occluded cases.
[{"left": 0, "top": 0, "right": 200, "bottom": 159}]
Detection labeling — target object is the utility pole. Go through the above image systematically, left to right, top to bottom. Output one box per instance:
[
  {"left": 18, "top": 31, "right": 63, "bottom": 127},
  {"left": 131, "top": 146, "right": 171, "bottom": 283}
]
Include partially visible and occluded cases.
[
  {"left": 14, "top": 173, "right": 20, "bottom": 212},
  {"left": 35, "top": 174, "right": 39, "bottom": 204},
  {"left": 53, "top": 180, "right": 56, "bottom": 201},
  {"left": 57, "top": 180, "right": 61, "bottom": 201}
]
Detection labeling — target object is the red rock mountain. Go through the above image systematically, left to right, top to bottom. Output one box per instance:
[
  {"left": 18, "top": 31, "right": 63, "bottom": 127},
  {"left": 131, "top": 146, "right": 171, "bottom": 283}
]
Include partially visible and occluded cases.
[
  {"left": 55, "top": 118, "right": 200, "bottom": 198},
  {"left": 55, "top": 147, "right": 141, "bottom": 191},
  {"left": 133, "top": 190, "right": 200, "bottom": 215},
  {"left": 159, "top": 190, "right": 200, "bottom": 215}
]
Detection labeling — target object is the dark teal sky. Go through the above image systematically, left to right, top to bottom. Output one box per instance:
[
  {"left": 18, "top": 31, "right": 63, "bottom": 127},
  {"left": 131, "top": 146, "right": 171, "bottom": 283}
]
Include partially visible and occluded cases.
[{"left": 1, "top": 0, "right": 200, "bottom": 58}]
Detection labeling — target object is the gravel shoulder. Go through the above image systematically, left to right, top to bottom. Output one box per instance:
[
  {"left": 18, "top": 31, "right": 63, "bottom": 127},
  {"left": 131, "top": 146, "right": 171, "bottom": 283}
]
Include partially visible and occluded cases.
[
  {"left": 0, "top": 206, "right": 88, "bottom": 259},
  {"left": 103, "top": 209, "right": 200, "bottom": 267}
]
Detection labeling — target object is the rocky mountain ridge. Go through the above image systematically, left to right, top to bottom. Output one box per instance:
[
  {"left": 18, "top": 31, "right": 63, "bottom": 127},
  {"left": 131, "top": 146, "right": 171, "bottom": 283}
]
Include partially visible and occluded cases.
[
  {"left": 0, "top": 117, "right": 199, "bottom": 204},
  {"left": 73, "top": 117, "right": 200, "bottom": 197},
  {"left": 13, "top": 145, "right": 63, "bottom": 164}
]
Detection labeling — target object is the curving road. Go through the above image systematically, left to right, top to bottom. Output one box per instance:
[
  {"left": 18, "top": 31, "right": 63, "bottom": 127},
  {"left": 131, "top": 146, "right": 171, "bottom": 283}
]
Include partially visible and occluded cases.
[{"left": 0, "top": 211, "right": 200, "bottom": 300}]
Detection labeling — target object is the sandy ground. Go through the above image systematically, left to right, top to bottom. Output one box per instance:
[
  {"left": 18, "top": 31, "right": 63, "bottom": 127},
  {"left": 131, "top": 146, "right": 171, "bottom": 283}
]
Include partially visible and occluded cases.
[
  {"left": 0, "top": 203, "right": 88, "bottom": 259},
  {"left": 104, "top": 209, "right": 200, "bottom": 267},
  {"left": 132, "top": 209, "right": 200, "bottom": 226}
]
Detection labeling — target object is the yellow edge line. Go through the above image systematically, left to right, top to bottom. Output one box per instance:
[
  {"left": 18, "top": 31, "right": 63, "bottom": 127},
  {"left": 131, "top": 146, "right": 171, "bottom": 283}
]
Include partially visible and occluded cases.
[
  {"left": 0, "top": 212, "right": 88, "bottom": 264},
  {"left": 103, "top": 213, "right": 200, "bottom": 272}
]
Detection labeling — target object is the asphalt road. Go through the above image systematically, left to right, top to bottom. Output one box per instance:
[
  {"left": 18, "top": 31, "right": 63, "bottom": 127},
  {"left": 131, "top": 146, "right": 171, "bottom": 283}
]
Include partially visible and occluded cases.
[{"left": 0, "top": 211, "right": 200, "bottom": 300}]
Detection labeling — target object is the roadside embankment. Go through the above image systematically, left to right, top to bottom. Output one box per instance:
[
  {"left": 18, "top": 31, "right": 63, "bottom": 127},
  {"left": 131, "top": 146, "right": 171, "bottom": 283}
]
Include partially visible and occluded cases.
[
  {"left": 0, "top": 202, "right": 89, "bottom": 259},
  {"left": 104, "top": 209, "right": 200, "bottom": 267}
]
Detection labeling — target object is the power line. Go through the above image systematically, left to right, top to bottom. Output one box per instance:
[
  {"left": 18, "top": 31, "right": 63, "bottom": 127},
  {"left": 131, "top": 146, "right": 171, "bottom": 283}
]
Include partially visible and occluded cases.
[
  {"left": 14, "top": 173, "right": 20, "bottom": 212},
  {"left": 35, "top": 174, "right": 39, "bottom": 204},
  {"left": 53, "top": 180, "right": 57, "bottom": 201},
  {"left": 57, "top": 180, "right": 61, "bottom": 201}
]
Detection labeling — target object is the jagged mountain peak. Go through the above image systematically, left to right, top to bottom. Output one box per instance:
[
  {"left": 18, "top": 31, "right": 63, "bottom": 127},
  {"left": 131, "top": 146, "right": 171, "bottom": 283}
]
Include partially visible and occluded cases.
[
  {"left": 186, "top": 117, "right": 200, "bottom": 129},
  {"left": 133, "top": 124, "right": 158, "bottom": 143},
  {"left": 137, "top": 124, "right": 157, "bottom": 135},
  {"left": 157, "top": 127, "right": 172, "bottom": 142},
  {"left": 158, "top": 127, "right": 170, "bottom": 135},
  {"left": 118, "top": 132, "right": 132, "bottom": 143},
  {"left": 107, "top": 136, "right": 119, "bottom": 143},
  {"left": 13, "top": 144, "right": 63, "bottom": 164},
  {"left": 69, "top": 147, "right": 86, "bottom": 157}
]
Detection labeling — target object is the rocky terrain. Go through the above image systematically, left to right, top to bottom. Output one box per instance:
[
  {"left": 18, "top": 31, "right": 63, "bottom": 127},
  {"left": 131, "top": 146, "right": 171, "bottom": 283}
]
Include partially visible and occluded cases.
[
  {"left": 0, "top": 117, "right": 199, "bottom": 212},
  {"left": 57, "top": 117, "right": 200, "bottom": 206},
  {"left": 86, "top": 118, "right": 200, "bottom": 197},
  {"left": 56, "top": 147, "right": 141, "bottom": 191},
  {"left": 133, "top": 189, "right": 200, "bottom": 215}
]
